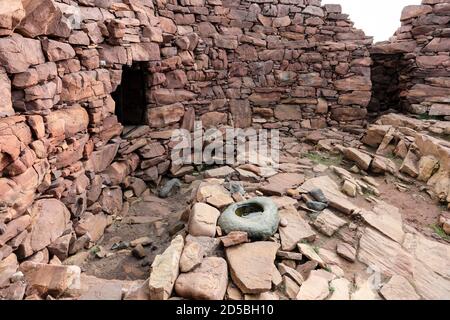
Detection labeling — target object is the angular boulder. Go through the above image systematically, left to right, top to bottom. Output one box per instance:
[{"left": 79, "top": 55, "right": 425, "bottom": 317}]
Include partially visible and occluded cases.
[
  {"left": 0, "top": 0, "right": 25, "bottom": 36},
  {"left": 18, "top": 199, "right": 71, "bottom": 258},
  {"left": 188, "top": 202, "right": 220, "bottom": 237},
  {"left": 149, "top": 235, "right": 184, "bottom": 300},
  {"left": 226, "top": 241, "right": 279, "bottom": 294},
  {"left": 175, "top": 257, "right": 228, "bottom": 300},
  {"left": 19, "top": 261, "right": 81, "bottom": 297}
]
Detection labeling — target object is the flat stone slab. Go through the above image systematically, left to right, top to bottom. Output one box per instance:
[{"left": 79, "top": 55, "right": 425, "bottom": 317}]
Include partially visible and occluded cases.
[
  {"left": 204, "top": 166, "right": 236, "bottom": 178},
  {"left": 259, "top": 173, "right": 305, "bottom": 196},
  {"left": 300, "top": 176, "right": 359, "bottom": 215},
  {"left": 361, "top": 202, "right": 404, "bottom": 243},
  {"left": 279, "top": 206, "right": 316, "bottom": 251},
  {"left": 313, "top": 209, "right": 347, "bottom": 237},
  {"left": 358, "top": 228, "right": 450, "bottom": 300},
  {"left": 149, "top": 235, "right": 184, "bottom": 300},
  {"left": 226, "top": 241, "right": 279, "bottom": 294},
  {"left": 175, "top": 257, "right": 228, "bottom": 300},
  {"left": 296, "top": 274, "right": 329, "bottom": 300},
  {"left": 379, "top": 275, "right": 420, "bottom": 300},
  {"left": 328, "top": 278, "right": 350, "bottom": 300}
]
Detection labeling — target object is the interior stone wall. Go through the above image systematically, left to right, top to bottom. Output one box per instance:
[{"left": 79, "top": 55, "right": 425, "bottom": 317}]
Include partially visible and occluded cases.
[
  {"left": 0, "top": 0, "right": 372, "bottom": 265},
  {"left": 370, "top": 0, "right": 450, "bottom": 118}
]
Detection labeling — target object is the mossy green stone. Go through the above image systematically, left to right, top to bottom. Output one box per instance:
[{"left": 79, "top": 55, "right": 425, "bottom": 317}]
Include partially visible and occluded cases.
[{"left": 218, "top": 197, "right": 279, "bottom": 240}]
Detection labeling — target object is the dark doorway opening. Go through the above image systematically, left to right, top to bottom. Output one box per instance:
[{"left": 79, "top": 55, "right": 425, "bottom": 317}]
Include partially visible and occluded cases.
[
  {"left": 369, "top": 53, "right": 403, "bottom": 115},
  {"left": 112, "top": 63, "right": 147, "bottom": 125}
]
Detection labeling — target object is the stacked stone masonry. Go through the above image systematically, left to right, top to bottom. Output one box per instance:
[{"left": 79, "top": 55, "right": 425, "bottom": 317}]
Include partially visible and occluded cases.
[
  {"left": 0, "top": 0, "right": 374, "bottom": 266},
  {"left": 371, "top": 0, "right": 450, "bottom": 117}
]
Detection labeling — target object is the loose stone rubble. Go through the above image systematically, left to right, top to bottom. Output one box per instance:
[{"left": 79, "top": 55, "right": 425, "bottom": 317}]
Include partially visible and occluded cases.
[{"left": 0, "top": 0, "right": 449, "bottom": 301}]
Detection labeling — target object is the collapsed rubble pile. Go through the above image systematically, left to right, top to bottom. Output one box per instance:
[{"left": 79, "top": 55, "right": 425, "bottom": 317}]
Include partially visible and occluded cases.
[
  {"left": 0, "top": 0, "right": 449, "bottom": 301},
  {"left": 0, "top": 0, "right": 373, "bottom": 295},
  {"left": 370, "top": 0, "right": 450, "bottom": 117},
  {"left": 1, "top": 112, "right": 450, "bottom": 300},
  {"left": 142, "top": 136, "right": 450, "bottom": 300}
]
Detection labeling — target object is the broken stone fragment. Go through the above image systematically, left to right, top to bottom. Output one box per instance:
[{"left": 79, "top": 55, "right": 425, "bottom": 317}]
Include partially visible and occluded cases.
[
  {"left": 0, "top": 67, "right": 13, "bottom": 117},
  {"left": 343, "top": 147, "right": 372, "bottom": 171},
  {"left": 400, "top": 149, "right": 420, "bottom": 178},
  {"left": 417, "top": 155, "right": 439, "bottom": 182},
  {"left": 204, "top": 166, "right": 236, "bottom": 179},
  {"left": 259, "top": 173, "right": 305, "bottom": 196},
  {"left": 301, "top": 176, "right": 359, "bottom": 215},
  {"left": 341, "top": 180, "right": 357, "bottom": 198},
  {"left": 196, "top": 183, "right": 234, "bottom": 210},
  {"left": 18, "top": 199, "right": 71, "bottom": 258},
  {"left": 188, "top": 202, "right": 220, "bottom": 237},
  {"left": 361, "top": 202, "right": 405, "bottom": 243},
  {"left": 279, "top": 206, "right": 316, "bottom": 251},
  {"left": 313, "top": 210, "right": 347, "bottom": 237},
  {"left": 74, "top": 212, "right": 110, "bottom": 243},
  {"left": 220, "top": 231, "right": 249, "bottom": 248},
  {"left": 47, "top": 234, "right": 72, "bottom": 261},
  {"left": 149, "top": 235, "right": 184, "bottom": 300},
  {"left": 185, "top": 235, "right": 222, "bottom": 258},
  {"left": 179, "top": 240, "right": 203, "bottom": 273},
  {"left": 226, "top": 241, "right": 279, "bottom": 294},
  {"left": 336, "top": 242, "right": 356, "bottom": 262},
  {"left": 297, "top": 243, "right": 327, "bottom": 268},
  {"left": 132, "top": 244, "right": 147, "bottom": 259},
  {"left": 0, "top": 253, "right": 18, "bottom": 287},
  {"left": 175, "top": 257, "right": 228, "bottom": 300},
  {"left": 20, "top": 261, "right": 81, "bottom": 297},
  {"left": 278, "top": 263, "right": 304, "bottom": 286},
  {"left": 296, "top": 274, "right": 329, "bottom": 300},
  {"left": 379, "top": 275, "right": 420, "bottom": 300},
  {"left": 283, "top": 276, "right": 300, "bottom": 299},
  {"left": 328, "top": 278, "right": 351, "bottom": 300}
]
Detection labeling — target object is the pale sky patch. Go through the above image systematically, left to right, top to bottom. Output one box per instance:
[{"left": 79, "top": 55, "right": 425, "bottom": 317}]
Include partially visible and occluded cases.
[{"left": 322, "top": 0, "right": 422, "bottom": 42}]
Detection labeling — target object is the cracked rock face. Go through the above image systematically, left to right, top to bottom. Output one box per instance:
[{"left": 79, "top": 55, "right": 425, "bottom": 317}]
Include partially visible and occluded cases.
[{"left": 226, "top": 241, "right": 279, "bottom": 294}]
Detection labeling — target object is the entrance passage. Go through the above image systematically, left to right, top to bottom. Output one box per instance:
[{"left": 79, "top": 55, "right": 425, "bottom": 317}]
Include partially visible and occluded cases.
[
  {"left": 369, "top": 53, "right": 403, "bottom": 114},
  {"left": 112, "top": 63, "right": 147, "bottom": 125}
]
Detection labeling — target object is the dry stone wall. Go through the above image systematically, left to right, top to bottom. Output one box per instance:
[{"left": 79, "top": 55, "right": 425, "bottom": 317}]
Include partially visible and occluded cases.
[
  {"left": 0, "top": 0, "right": 372, "bottom": 266},
  {"left": 150, "top": 0, "right": 373, "bottom": 131},
  {"left": 371, "top": 0, "right": 450, "bottom": 118}
]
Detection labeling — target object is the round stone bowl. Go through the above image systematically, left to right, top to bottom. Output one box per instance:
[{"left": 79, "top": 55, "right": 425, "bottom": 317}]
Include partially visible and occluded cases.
[{"left": 218, "top": 197, "right": 279, "bottom": 240}]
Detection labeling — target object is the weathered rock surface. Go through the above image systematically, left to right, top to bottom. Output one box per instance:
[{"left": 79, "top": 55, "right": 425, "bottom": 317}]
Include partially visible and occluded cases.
[
  {"left": 188, "top": 203, "right": 220, "bottom": 237},
  {"left": 279, "top": 206, "right": 316, "bottom": 251},
  {"left": 313, "top": 210, "right": 347, "bottom": 237},
  {"left": 149, "top": 235, "right": 184, "bottom": 300},
  {"left": 179, "top": 240, "right": 203, "bottom": 273},
  {"left": 226, "top": 242, "right": 279, "bottom": 294},
  {"left": 175, "top": 257, "right": 228, "bottom": 300},
  {"left": 20, "top": 261, "right": 80, "bottom": 297},
  {"left": 296, "top": 274, "right": 329, "bottom": 300},
  {"left": 380, "top": 275, "right": 420, "bottom": 300}
]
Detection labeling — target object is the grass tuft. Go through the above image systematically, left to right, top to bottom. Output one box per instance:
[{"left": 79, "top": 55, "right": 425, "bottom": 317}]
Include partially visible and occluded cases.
[
  {"left": 304, "top": 152, "right": 343, "bottom": 167},
  {"left": 430, "top": 224, "right": 450, "bottom": 241}
]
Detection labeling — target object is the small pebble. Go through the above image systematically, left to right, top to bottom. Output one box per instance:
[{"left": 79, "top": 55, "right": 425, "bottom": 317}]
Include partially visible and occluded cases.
[
  {"left": 308, "top": 188, "right": 328, "bottom": 204},
  {"left": 306, "top": 201, "right": 327, "bottom": 211},
  {"left": 279, "top": 218, "right": 288, "bottom": 227},
  {"left": 111, "top": 241, "right": 129, "bottom": 250},
  {"left": 132, "top": 244, "right": 146, "bottom": 259}
]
